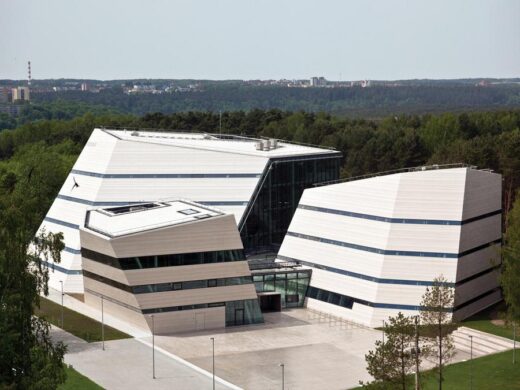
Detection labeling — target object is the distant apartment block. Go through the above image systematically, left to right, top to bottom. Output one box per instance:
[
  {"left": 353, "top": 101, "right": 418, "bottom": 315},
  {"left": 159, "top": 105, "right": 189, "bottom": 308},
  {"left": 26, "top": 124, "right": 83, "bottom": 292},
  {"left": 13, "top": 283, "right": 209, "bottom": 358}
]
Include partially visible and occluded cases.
[{"left": 11, "top": 86, "right": 30, "bottom": 102}]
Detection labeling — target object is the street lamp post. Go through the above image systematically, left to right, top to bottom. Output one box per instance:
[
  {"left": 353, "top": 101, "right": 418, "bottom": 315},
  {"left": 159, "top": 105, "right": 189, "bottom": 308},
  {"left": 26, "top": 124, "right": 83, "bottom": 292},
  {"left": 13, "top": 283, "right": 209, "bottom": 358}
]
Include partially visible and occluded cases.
[
  {"left": 59, "top": 280, "right": 64, "bottom": 328},
  {"left": 101, "top": 296, "right": 105, "bottom": 351},
  {"left": 151, "top": 314, "right": 155, "bottom": 379},
  {"left": 414, "top": 316, "right": 420, "bottom": 390},
  {"left": 382, "top": 320, "right": 385, "bottom": 345},
  {"left": 513, "top": 322, "right": 516, "bottom": 365},
  {"left": 469, "top": 335, "right": 473, "bottom": 390},
  {"left": 210, "top": 337, "right": 215, "bottom": 390},
  {"left": 279, "top": 363, "right": 285, "bottom": 390}
]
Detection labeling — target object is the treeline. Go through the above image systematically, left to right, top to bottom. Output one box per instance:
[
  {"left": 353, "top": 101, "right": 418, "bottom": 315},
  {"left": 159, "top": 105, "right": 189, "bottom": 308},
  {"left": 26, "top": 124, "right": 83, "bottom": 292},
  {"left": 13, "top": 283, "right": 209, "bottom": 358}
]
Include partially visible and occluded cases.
[
  {"left": 32, "top": 84, "right": 520, "bottom": 118},
  {"left": 0, "top": 100, "right": 119, "bottom": 131},
  {"left": 1, "top": 109, "right": 520, "bottom": 228}
]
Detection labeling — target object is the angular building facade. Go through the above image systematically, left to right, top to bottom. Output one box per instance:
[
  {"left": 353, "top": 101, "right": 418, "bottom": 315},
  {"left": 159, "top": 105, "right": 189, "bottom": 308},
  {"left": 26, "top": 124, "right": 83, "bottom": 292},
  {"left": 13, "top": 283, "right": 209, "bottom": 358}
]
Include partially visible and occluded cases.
[
  {"left": 38, "top": 128, "right": 341, "bottom": 292},
  {"left": 276, "top": 166, "right": 502, "bottom": 327},
  {"left": 80, "top": 200, "right": 263, "bottom": 333}
]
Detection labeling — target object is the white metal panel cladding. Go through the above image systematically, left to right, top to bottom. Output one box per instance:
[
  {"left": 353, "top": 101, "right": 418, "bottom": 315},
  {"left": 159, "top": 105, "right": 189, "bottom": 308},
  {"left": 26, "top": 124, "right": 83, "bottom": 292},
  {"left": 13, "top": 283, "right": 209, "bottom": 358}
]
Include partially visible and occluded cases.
[
  {"left": 38, "top": 128, "right": 338, "bottom": 293},
  {"left": 277, "top": 167, "right": 502, "bottom": 327}
]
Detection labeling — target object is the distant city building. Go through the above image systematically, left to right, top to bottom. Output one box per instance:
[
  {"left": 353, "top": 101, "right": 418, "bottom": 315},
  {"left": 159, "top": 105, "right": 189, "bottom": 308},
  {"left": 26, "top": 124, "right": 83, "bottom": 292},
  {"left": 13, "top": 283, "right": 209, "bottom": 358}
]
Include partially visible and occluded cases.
[
  {"left": 310, "top": 77, "right": 327, "bottom": 87},
  {"left": 81, "top": 82, "right": 89, "bottom": 91},
  {"left": 11, "top": 86, "right": 30, "bottom": 102},
  {"left": 0, "top": 87, "right": 8, "bottom": 103}
]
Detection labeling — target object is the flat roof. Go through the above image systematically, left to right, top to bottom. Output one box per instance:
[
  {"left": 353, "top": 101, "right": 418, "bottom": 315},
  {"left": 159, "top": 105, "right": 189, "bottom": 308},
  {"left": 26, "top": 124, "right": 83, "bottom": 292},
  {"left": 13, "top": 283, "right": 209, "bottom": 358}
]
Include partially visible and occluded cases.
[
  {"left": 102, "top": 129, "right": 341, "bottom": 158},
  {"left": 84, "top": 200, "right": 224, "bottom": 238}
]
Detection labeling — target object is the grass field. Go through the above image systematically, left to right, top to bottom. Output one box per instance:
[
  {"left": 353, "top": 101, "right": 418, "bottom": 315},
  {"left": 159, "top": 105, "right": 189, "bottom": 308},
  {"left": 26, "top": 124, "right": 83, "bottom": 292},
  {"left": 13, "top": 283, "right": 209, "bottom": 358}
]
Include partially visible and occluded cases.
[
  {"left": 35, "top": 296, "right": 131, "bottom": 342},
  {"left": 462, "top": 302, "right": 517, "bottom": 340},
  {"left": 420, "top": 349, "right": 520, "bottom": 389},
  {"left": 59, "top": 366, "right": 103, "bottom": 390}
]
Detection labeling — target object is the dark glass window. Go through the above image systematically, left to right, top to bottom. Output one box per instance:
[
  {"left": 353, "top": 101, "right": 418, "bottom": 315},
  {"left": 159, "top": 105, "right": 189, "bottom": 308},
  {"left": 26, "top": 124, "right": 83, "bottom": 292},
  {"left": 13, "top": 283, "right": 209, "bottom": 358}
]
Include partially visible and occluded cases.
[
  {"left": 240, "top": 155, "right": 341, "bottom": 254},
  {"left": 81, "top": 248, "right": 245, "bottom": 270},
  {"left": 83, "top": 270, "right": 253, "bottom": 294},
  {"left": 306, "top": 286, "right": 355, "bottom": 310}
]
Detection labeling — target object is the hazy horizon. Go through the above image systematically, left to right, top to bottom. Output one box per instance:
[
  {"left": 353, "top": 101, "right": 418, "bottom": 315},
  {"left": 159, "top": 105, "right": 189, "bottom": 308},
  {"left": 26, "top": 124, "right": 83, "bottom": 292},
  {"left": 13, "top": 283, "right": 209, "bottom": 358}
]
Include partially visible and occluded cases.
[{"left": 1, "top": 0, "right": 519, "bottom": 81}]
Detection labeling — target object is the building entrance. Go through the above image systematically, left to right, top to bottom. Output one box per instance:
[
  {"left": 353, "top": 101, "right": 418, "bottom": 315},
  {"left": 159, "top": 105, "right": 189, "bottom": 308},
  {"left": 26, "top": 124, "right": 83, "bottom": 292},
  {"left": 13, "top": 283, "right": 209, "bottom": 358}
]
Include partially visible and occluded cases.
[{"left": 258, "top": 292, "right": 282, "bottom": 312}]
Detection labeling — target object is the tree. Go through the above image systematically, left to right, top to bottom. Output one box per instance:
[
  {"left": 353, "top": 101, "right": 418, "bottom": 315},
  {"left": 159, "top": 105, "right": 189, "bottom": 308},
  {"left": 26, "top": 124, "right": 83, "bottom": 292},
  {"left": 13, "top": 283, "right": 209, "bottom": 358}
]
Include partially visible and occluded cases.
[
  {"left": 0, "top": 152, "right": 68, "bottom": 388},
  {"left": 501, "top": 191, "right": 520, "bottom": 325},
  {"left": 420, "top": 275, "right": 456, "bottom": 390},
  {"left": 361, "top": 313, "right": 417, "bottom": 390}
]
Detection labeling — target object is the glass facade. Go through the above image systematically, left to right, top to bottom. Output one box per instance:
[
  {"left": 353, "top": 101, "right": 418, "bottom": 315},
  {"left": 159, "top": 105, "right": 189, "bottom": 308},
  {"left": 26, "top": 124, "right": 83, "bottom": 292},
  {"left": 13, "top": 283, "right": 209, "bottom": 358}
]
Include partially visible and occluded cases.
[
  {"left": 240, "top": 155, "right": 341, "bottom": 254},
  {"left": 81, "top": 248, "right": 245, "bottom": 270},
  {"left": 253, "top": 270, "right": 311, "bottom": 309},
  {"left": 306, "top": 286, "right": 355, "bottom": 309},
  {"left": 225, "top": 299, "right": 264, "bottom": 326}
]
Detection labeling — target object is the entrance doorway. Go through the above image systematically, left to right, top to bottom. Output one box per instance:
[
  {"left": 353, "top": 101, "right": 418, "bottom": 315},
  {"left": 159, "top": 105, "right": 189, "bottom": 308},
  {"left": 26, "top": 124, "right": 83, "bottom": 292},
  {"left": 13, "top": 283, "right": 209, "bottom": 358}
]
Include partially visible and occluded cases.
[
  {"left": 258, "top": 292, "right": 282, "bottom": 312},
  {"left": 234, "top": 308, "right": 245, "bottom": 325}
]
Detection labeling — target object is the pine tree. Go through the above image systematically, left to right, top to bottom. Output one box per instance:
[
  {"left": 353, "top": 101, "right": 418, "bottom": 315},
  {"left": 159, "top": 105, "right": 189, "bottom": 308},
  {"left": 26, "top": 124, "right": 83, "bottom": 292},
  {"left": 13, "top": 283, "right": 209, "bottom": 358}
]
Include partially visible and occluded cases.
[
  {"left": 420, "top": 275, "right": 455, "bottom": 390},
  {"left": 361, "top": 312, "right": 417, "bottom": 390}
]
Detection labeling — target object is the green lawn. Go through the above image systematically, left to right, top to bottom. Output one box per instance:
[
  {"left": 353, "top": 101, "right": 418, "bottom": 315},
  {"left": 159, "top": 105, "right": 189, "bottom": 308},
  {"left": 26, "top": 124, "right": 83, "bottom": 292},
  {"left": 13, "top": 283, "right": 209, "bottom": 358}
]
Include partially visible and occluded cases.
[
  {"left": 35, "top": 296, "right": 131, "bottom": 342},
  {"left": 462, "top": 302, "right": 517, "bottom": 340},
  {"left": 420, "top": 350, "right": 520, "bottom": 389},
  {"left": 59, "top": 366, "right": 103, "bottom": 390}
]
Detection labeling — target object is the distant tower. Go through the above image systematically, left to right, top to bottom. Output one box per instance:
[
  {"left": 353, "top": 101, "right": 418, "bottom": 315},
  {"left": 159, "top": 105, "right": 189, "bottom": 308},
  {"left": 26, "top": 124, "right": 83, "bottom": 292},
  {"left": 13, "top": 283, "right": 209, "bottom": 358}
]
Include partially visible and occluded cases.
[{"left": 27, "top": 61, "right": 31, "bottom": 87}]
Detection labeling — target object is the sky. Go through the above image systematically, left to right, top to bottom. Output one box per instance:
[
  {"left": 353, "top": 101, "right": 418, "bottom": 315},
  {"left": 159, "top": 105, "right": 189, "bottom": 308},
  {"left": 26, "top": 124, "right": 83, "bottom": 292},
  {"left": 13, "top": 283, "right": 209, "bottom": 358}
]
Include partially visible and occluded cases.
[{"left": 1, "top": 0, "right": 519, "bottom": 81}]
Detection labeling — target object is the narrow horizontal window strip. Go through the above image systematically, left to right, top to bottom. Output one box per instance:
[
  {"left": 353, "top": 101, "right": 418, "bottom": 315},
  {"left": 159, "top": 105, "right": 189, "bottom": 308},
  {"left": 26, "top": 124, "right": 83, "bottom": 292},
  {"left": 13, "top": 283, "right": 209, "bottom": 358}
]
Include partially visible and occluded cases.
[
  {"left": 71, "top": 169, "right": 262, "bottom": 179},
  {"left": 57, "top": 194, "right": 248, "bottom": 207},
  {"left": 298, "top": 204, "right": 501, "bottom": 226},
  {"left": 43, "top": 217, "right": 79, "bottom": 229},
  {"left": 287, "top": 231, "right": 501, "bottom": 259},
  {"left": 63, "top": 246, "right": 82, "bottom": 255},
  {"left": 81, "top": 247, "right": 246, "bottom": 269},
  {"left": 278, "top": 255, "right": 449, "bottom": 286},
  {"left": 279, "top": 255, "right": 499, "bottom": 288},
  {"left": 41, "top": 260, "right": 82, "bottom": 275},
  {"left": 455, "top": 265, "right": 501, "bottom": 286},
  {"left": 83, "top": 269, "right": 253, "bottom": 294},
  {"left": 307, "top": 284, "right": 500, "bottom": 313},
  {"left": 454, "top": 287, "right": 501, "bottom": 311},
  {"left": 142, "top": 302, "right": 226, "bottom": 315}
]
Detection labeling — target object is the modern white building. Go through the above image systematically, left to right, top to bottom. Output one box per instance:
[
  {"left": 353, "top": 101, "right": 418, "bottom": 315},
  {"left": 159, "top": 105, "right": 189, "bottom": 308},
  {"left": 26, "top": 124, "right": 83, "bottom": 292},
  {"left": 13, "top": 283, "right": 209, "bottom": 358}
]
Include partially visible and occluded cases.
[
  {"left": 38, "top": 128, "right": 341, "bottom": 292},
  {"left": 276, "top": 165, "right": 502, "bottom": 327},
  {"left": 80, "top": 200, "right": 262, "bottom": 333}
]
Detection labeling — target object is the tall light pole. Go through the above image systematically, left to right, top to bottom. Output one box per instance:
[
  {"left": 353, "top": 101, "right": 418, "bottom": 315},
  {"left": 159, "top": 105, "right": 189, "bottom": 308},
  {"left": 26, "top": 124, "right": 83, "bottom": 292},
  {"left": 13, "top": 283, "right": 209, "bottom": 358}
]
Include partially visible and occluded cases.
[
  {"left": 59, "top": 280, "right": 64, "bottom": 328},
  {"left": 101, "top": 296, "right": 105, "bottom": 351},
  {"left": 150, "top": 314, "right": 155, "bottom": 379},
  {"left": 414, "top": 316, "right": 420, "bottom": 390},
  {"left": 513, "top": 322, "right": 516, "bottom": 365},
  {"left": 469, "top": 335, "right": 473, "bottom": 390},
  {"left": 210, "top": 337, "right": 215, "bottom": 390},
  {"left": 279, "top": 363, "right": 285, "bottom": 390}
]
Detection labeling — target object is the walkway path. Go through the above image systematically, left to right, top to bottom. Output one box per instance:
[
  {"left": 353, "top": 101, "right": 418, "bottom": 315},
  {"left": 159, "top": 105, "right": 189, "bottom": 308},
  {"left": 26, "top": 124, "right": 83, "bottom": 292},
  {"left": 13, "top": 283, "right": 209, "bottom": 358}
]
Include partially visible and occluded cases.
[{"left": 46, "top": 289, "right": 241, "bottom": 390}]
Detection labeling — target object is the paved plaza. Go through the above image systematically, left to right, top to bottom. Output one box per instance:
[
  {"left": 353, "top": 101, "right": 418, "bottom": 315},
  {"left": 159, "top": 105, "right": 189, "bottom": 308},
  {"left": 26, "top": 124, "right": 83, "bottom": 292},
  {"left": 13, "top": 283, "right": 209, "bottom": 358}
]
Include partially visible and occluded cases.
[
  {"left": 150, "top": 309, "right": 382, "bottom": 390},
  {"left": 51, "top": 326, "right": 238, "bottom": 390}
]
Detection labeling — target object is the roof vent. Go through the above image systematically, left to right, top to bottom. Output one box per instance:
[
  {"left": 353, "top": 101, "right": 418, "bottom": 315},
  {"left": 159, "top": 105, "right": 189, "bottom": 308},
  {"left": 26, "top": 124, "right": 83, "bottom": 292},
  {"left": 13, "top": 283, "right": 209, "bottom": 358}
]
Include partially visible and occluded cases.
[
  {"left": 131, "top": 131, "right": 139, "bottom": 136},
  {"left": 270, "top": 139, "right": 278, "bottom": 149},
  {"left": 262, "top": 140, "right": 270, "bottom": 151},
  {"left": 255, "top": 141, "right": 263, "bottom": 151}
]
